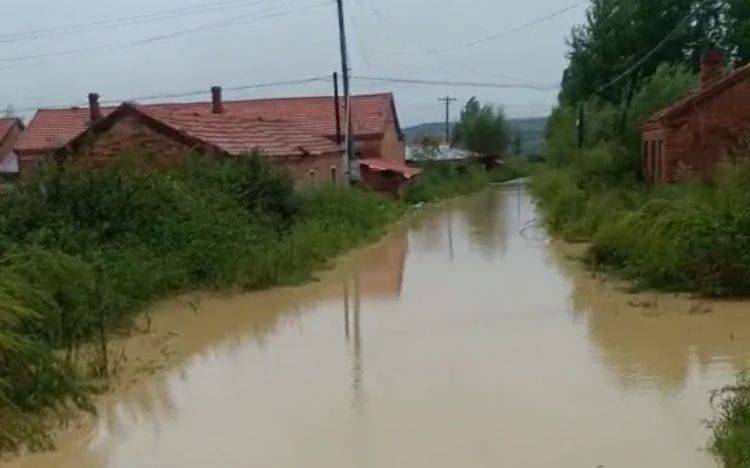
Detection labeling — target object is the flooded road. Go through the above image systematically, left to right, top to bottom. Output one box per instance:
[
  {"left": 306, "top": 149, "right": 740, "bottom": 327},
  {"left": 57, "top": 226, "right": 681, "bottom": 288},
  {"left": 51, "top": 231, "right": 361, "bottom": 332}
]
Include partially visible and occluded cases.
[{"left": 6, "top": 183, "right": 750, "bottom": 468}]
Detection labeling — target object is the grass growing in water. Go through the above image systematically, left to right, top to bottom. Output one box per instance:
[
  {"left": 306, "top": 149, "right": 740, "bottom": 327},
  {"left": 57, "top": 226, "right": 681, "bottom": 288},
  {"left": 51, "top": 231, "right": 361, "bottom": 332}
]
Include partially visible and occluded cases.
[
  {"left": 0, "top": 155, "right": 404, "bottom": 453},
  {"left": 711, "top": 375, "right": 750, "bottom": 468}
]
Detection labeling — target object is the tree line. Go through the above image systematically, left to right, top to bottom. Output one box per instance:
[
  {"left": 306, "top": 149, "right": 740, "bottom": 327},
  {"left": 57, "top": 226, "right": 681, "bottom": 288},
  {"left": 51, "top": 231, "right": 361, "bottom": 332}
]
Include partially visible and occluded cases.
[{"left": 560, "top": 0, "right": 750, "bottom": 105}]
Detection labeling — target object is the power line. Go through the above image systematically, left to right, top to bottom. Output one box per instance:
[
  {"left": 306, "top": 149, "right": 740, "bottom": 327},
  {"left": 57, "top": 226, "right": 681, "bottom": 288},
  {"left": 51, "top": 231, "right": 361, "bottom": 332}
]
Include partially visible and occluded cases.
[
  {"left": 0, "top": 0, "right": 283, "bottom": 43},
  {"left": 0, "top": 0, "right": 330, "bottom": 68},
  {"left": 594, "top": 0, "right": 714, "bottom": 95},
  {"left": 349, "top": 1, "right": 560, "bottom": 91},
  {"left": 381, "top": 1, "right": 588, "bottom": 56},
  {"left": 11, "top": 76, "right": 333, "bottom": 113},
  {"left": 352, "top": 76, "right": 559, "bottom": 91}
]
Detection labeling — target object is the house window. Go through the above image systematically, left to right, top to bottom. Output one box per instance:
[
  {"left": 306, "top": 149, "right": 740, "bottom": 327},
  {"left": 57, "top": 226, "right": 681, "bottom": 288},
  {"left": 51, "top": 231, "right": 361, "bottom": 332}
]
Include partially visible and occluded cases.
[
  {"left": 650, "top": 140, "right": 657, "bottom": 181},
  {"left": 656, "top": 140, "right": 664, "bottom": 181},
  {"left": 309, "top": 169, "right": 317, "bottom": 187}
]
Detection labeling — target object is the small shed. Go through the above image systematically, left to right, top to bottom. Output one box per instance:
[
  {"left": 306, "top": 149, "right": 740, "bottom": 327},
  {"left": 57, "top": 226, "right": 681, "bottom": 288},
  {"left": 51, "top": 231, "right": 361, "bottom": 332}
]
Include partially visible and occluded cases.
[
  {"left": 643, "top": 50, "right": 750, "bottom": 184},
  {"left": 358, "top": 158, "right": 422, "bottom": 197}
]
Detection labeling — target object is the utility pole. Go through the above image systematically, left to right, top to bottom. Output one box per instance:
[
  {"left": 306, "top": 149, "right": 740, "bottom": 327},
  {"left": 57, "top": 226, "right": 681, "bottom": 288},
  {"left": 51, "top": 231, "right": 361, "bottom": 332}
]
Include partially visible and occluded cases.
[
  {"left": 336, "top": 0, "right": 355, "bottom": 181},
  {"left": 439, "top": 96, "right": 457, "bottom": 146}
]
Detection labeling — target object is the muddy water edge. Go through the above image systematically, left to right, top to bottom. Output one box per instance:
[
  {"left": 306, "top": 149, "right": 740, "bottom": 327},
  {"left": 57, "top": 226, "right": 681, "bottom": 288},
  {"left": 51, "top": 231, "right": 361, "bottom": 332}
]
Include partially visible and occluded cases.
[{"left": 3, "top": 181, "right": 750, "bottom": 468}]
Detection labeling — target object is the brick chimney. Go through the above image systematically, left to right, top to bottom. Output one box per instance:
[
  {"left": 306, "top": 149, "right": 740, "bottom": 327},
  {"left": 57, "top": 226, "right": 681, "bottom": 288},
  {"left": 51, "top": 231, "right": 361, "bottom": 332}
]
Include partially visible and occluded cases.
[
  {"left": 701, "top": 49, "right": 725, "bottom": 87},
  {"left": 211, "top": 86, "right": 223, "bottom": 114},
  {"left": 88, "top": 93, "right": 102, "bottom": 122}
]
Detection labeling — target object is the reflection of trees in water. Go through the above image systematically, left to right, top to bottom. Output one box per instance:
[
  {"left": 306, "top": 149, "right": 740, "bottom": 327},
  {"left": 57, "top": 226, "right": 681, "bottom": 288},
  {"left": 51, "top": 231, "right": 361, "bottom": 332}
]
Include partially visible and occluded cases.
[
  {"left": 461, "top": 188, "right": 510, "bottom": 258},
  {"left": 406, "top": 189, "right": 514, "bottom": 263},
  {"left": 50, "top": 227, "right": 410, "bottom": 466},
  {"left": 555, "top": 246, "right": 750, "bottom": 392}
]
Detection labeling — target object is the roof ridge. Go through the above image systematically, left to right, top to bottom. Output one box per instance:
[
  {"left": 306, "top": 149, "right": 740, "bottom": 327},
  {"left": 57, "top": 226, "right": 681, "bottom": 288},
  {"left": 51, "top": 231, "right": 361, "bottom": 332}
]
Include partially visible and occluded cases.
[{"left": 647, "top": 62, "right": 750, "bottom": 124}]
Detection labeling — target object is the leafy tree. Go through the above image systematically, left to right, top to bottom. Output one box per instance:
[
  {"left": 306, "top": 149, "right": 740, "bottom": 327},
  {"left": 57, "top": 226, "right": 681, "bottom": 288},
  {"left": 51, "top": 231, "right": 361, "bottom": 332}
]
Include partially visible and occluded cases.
[
  {"left": 559, "top": 0, "right": 726, "bottom": 105},
  {"left": 727, "top": 0, "right": 750, "bottom": 64},
  {"left": 452, "top": 97, "right": 509, "bottom": 158}
]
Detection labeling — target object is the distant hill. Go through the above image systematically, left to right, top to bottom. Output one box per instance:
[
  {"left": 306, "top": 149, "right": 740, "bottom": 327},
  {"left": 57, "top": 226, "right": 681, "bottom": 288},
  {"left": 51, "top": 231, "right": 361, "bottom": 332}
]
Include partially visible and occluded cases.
[{"left": 403, "top": 117, "right": 548, "bottom": 156}]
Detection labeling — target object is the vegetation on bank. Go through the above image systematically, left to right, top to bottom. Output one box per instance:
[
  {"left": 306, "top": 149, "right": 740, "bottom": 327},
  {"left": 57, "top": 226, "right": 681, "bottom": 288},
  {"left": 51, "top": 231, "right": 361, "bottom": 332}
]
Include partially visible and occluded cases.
[
  {"left": 532, "top": 63, "right": 750, "bottom": 297},
  {"left": 0, "top": 151, "right": 517, "bottom": 454},
  {"left": 0, "top": 155, "right": 403, "bottom": 453},
  {"left": 405, "top": 160, "right": 531, "bottom": 204},
  {"left": 711, "top": 376, "right": 750, "bottom": 468}
]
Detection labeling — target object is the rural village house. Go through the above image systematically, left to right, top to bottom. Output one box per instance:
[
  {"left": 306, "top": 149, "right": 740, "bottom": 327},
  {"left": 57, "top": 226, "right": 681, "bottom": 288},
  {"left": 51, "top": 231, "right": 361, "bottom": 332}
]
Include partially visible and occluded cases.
[
  {"left": 643, "top": 50, "right": 750, "bottom": 184},
  {"left": 14, "top": 88, "right": 418, "bottom": 192},
  {"left": 0, "top": 118, "right": 24, "bottom": 178}
]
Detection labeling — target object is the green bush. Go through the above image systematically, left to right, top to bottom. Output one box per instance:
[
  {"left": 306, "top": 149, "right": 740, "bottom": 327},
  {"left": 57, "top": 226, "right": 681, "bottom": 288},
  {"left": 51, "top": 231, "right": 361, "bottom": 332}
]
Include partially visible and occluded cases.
[
  {"left": 0, "top": 155, "right": 405, "bottom": 453},
  {"left": 405, "top": 164, "right": 491, "bottom": 204},
  {"left": 711, "top": 375, "right": 750, "bottom": 468}
]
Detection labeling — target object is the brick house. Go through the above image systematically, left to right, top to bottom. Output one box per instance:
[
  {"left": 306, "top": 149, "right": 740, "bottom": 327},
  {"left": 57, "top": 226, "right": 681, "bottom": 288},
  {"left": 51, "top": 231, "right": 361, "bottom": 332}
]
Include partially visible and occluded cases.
[
  {"left": 643, "top": 50, "right": 750, "bottom": 184},
  {"left": 15, "top": 89, "right": 409, "bottom": 186},
  {"left": 58, "top": 97, "right": 345, "bottom": 187},
  {"left": 0, "top": 118, "right": 24, "bottom": 177}
]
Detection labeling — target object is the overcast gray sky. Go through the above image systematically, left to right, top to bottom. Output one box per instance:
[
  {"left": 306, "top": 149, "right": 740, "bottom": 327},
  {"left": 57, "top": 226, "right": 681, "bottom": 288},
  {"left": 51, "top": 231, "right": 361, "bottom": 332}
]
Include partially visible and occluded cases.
[{"left": 3, "top": 0, "right": 587, "bottom": 125}]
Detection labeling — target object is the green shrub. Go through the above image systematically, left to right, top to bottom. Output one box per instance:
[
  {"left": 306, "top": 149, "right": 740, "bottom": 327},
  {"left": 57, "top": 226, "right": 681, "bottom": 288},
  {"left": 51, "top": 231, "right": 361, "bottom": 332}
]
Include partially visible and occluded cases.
[
  {"left": 0, "top": 156, "right": 405, "bottom": 453},
  {"left": 405, "top": 164, "right": 491, "bottom": 203},
  {"left": 711, "top": 375, "right": 750, "bottom": 468}
]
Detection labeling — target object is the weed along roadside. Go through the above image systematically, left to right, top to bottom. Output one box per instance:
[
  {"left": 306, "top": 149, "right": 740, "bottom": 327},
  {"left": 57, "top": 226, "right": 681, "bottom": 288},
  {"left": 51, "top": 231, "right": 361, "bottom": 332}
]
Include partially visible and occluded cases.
[
  {"left": 0, "top": 154, "right": 514, "bottom": 456},
  {"left": 0, "top": 155, "right": 402, "bottom": 454}
]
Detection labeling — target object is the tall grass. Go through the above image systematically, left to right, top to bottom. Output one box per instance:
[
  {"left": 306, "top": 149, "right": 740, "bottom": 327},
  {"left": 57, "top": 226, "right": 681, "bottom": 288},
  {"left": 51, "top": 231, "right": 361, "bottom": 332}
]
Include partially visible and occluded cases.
[
  {"left": 0, "top": 155, "right": 404, "bottom": 453},
  {"left": 531, "top": 160, "right": 750, "bottom": 296},
  {"left": 711, "top": 375, "right": 750, "bottom": 468}
]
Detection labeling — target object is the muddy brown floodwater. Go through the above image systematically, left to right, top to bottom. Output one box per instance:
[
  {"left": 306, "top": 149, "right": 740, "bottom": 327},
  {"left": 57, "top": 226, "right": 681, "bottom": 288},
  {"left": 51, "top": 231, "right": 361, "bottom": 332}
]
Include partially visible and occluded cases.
[{"left": 4, "top": 182, "right": 750, "bottom": 468}]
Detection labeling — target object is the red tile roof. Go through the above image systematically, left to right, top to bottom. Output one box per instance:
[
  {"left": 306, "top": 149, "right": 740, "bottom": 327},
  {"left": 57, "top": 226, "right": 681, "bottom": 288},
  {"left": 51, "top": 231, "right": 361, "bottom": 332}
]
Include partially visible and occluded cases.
[
  {"left": 646, "top": 63, "right": 750, "bottom": 125},
  {"left": 16, "top": 93, "right": 398, "bottom": 155},
  {"left": 66, "top": 103, "right": 343, "bottom": 159},
  {"left": 358, "top": 158, "right": 422, "bottom": 179}
]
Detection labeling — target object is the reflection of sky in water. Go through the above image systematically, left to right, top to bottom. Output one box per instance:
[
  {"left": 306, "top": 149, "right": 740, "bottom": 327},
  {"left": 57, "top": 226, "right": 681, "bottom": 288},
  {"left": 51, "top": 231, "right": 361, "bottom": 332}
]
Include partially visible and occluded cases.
[{"left": 9, "top": 184, "right": 750, "bottom": 468}]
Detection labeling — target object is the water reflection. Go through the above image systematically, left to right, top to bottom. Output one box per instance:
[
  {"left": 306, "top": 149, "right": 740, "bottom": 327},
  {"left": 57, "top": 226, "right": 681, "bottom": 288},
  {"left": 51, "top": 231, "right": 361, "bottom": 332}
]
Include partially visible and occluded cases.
[
  {"left": 7, "top": 185, "right": 750, "bottom": 468},
  {"left": 558, "top": 249, "right": 750, "bottom": 392}
]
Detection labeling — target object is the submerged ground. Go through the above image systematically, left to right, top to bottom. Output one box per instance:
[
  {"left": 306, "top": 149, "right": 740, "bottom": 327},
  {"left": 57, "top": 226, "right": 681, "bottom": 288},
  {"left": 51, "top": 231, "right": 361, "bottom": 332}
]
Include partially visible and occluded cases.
[{"left": 5, "top": 182, "right": 750, "bottom": 468}]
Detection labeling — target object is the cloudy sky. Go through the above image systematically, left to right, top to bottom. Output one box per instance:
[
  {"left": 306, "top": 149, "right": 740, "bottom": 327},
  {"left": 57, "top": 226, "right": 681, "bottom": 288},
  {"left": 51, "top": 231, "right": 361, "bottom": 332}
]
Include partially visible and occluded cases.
[{"left": 3, "top": 0, "right": 588, "bottom": 125}]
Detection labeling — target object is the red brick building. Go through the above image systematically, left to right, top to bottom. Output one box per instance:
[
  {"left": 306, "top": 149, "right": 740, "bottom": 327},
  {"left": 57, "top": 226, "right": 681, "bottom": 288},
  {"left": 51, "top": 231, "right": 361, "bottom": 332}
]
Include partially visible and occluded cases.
[
  {"left": 643, "top": 51, "right": 750, "bottom": 184},
  {"left": 15, "top": 89, "right": 409, "bottom": 186},
  {"left": 60, "top": 100, "right": 344, "bottom": 187},
  {"left": 0, "top": 118, "right": 24, "bottom": 177}
]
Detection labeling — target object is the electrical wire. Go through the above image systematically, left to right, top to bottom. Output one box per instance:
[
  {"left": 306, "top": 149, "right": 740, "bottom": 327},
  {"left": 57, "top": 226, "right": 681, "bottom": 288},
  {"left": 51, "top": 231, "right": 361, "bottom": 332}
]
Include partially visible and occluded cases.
[
  {"left": 0, "top": 0, "right": 285, "bottom": 43},
  {"left": 0, "top": 0, "right": 330, "bottom": 67},
  {"left": 594, "top": 0, "right": 715, "bottom": 95},
  {"left": 381, "top": 1, "right": 588, "bottom": 56},
  {"left": 10, "top": 76, "right": 333, "bottom": 113},
  {"left": 352, "top": 76, "right": 559, "bottom": 91}
]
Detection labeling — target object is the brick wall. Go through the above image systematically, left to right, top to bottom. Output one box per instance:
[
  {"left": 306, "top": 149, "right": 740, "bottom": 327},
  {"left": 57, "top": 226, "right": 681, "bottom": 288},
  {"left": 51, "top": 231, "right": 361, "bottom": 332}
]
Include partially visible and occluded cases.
[
  {"left": 653, "top": 78, "right": 750, "bottom": 182},
  {"left": 355, "top": 105, "right": 405, "bottom": 163},
  {"left": 66, "top": 115, "right": 344, "bottom": 188},
  {"left": 71, "top": 115, "right": 195, "bottom": 170},
  {"left": 0, "top": 124, "right": 22, "bottom": 172},
  {"left": 0, "top": 124, "right": 21, "bottom": 161},
  {"left": 278, "top": 152, "right": 344, "bottom": 189}
]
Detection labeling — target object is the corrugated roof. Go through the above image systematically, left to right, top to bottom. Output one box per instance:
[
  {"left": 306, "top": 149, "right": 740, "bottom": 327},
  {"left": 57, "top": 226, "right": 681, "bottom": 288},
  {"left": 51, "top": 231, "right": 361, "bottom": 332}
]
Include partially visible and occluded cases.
[
  {"left": 646, "top": 63, "right": 750, "bottom": 125},
  {"left": 16, "top": 93, "right": 396, "bottom": 154},
  {"left": 66, "top": 103, "right": 343, "bottom": 159}
]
